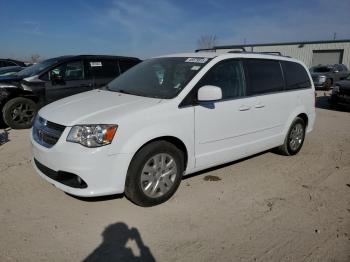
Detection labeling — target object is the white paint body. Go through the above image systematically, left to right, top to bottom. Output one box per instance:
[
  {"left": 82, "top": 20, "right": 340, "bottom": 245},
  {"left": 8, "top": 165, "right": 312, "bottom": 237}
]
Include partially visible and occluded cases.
[{"left": 31, "top": 52, "right": 316, "bottom": 197}]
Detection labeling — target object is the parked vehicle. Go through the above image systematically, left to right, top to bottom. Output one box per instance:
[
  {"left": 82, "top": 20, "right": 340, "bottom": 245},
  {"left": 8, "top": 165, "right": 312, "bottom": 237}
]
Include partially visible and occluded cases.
[
  {"left": 31, "top": 52, "right": 315, "bottom": 206},
  {"left": 0, "top": 55, "right": 141, "bottom": 129},
  {"left": 0, "top": 59, "right": 27, "bottom": 68},
  {"left": 310, "top": 64, "right": 349, "bottom": 90},
  {"left": 0, "top": 66, "right": 24, "bottom": 77},
  {"left": 330, "top": 74, "right": 350, "bottom": 106}
]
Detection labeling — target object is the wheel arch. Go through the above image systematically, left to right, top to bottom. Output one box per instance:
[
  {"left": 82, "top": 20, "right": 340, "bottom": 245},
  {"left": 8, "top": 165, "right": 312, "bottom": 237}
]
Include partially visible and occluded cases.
[
  {"left": 1, "top": 90, "right": 39, "bottom": 110},
  {"left": 282, "top": 107, "right": 310, "bottom": 136},
  {"left": 297, "top": 112, "right": 308, "bottom": 127},
  {"left": 130, "top": 136, "right": 189, "bottom": 170}
]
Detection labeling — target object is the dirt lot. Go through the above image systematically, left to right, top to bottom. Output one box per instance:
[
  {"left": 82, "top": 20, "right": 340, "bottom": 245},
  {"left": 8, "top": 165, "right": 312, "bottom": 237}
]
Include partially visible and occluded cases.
[{"left": 0, "top": 91, "right": 349, "bottom": 262}]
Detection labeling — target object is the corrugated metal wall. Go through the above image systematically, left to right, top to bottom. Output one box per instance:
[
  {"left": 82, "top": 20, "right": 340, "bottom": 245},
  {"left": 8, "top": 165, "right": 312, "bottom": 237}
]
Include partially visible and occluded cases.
[{"left": 244, "top": 42, "right": 350, "bottom": 69}]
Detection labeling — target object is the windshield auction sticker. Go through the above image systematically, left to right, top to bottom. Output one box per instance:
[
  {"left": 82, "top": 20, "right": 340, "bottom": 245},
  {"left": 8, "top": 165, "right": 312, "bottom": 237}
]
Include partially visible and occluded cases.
[
  {"left": 185, "top": 58, "right": 208, "bottom": 63},
  {"left": 90, "top": 62, "right": 102, "bottom": 67}
]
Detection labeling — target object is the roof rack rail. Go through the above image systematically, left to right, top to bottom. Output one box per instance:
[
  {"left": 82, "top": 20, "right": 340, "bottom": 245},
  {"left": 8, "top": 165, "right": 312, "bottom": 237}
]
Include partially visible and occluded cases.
[
  {"left": 195, "top": 46, "right": 292, "bottom": 58},
  {"left": 195, "top": 47, "right": 246, "bottom": 52},
  {"left": 258, "top": 51, "right": 283, "bottom": 56}
]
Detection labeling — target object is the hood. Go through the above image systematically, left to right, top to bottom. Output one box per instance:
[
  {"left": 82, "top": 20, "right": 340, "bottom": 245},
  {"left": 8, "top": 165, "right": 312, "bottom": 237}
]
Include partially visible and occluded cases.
[
  {"left": 311, "top": 72, "right": 331, "bottom": 78},
  {"left": 0, "top": 75, "right": 24, "bottom": 83},
  {"left": 335, "top": 80, "right": 350, "bottom": 89},
  {"left": 39, "top": 89, "right": 162, "bottom": 126}
]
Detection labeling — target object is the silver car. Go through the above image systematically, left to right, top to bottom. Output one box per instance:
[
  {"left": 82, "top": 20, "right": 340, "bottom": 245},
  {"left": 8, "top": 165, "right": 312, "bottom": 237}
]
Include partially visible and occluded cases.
[{"left": 310, "top": 64, "right": 349, "bottom": 90}]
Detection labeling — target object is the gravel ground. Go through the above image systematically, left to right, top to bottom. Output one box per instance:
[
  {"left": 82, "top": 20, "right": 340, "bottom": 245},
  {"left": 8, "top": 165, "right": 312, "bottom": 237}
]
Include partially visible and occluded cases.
[{"left": 0, "top": 91, "right": 349, "bottom": 262}]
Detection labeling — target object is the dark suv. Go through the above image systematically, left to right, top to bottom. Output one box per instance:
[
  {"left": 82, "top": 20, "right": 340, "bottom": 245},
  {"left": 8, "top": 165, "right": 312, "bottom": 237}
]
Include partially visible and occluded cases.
[
  {"left": 0, "top": 55, "right": 141, "bottom": 129},
  {"left": 310, "top": 64, "right": 349, "bottom": 90},
  {"left": 330, "top": 74, "right": 350, "bottom": 107}
]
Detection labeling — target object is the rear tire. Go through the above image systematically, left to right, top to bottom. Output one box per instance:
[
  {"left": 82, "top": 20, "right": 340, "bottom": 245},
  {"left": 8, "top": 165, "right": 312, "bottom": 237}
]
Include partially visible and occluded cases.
[
  {"left": 2, "top": 97, "right": 37, "bottom": 129},
  {"left": 277, "top": 117, "right": 306, "bottom": 156},
  {"left": 125, "top": 141, "right": 184, "bottom": 207}
]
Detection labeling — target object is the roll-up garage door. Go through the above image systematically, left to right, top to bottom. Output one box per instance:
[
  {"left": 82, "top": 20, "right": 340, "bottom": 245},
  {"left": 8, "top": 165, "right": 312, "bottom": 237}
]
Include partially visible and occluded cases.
[{"left": 312, "top": 50, "right": 343, "bottom": 66}]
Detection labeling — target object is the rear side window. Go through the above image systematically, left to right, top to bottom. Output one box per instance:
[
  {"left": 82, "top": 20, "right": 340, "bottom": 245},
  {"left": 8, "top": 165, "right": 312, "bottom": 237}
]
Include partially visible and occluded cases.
[
  {"left": 88, "top": 59, "right": 119, "bottom": 79},
  {"left": 119, "top": 59, "right": 140, "bottom": 73},
  {"left": 197, "top": 59, "right": 246, "bottom": 99},
  {"left": 245, "top": 59, "right": 284, "bottom": 95},
  {"left": 282, "top": 61, "right": 311, "bottom": 90}
]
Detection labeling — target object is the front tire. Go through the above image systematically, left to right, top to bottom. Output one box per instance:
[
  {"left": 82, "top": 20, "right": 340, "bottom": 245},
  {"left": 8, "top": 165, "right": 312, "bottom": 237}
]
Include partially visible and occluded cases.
[
  {"left": 2, "top": 97, "right": 37, "bottom": 129},
  {"left": 277, "top": 117, "right": 306, "bottom": 156},
  {"left": 125, "top": 141, "right": 184, "bottom": 207}
]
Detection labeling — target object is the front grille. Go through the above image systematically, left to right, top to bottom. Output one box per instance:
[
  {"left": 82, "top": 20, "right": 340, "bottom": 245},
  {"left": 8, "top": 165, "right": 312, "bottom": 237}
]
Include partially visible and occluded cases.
[
  {"left": 32, "top": 116, "right": 65, "bottom": 148},
  {"left": 34, "top": 159, "right": 87, "bottom": 188}
]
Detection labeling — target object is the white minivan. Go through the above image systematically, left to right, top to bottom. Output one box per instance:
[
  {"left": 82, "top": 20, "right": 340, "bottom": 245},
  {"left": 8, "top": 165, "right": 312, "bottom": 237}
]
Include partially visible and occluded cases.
[{"left": 31, "top": 52, "right": 315, "bottom": 206}]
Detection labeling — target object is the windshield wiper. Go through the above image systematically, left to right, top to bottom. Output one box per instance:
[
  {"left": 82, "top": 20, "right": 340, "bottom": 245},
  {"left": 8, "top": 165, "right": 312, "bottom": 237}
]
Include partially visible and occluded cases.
[{"left": 116, "top": 89, "right": 135, "bottom": 95}]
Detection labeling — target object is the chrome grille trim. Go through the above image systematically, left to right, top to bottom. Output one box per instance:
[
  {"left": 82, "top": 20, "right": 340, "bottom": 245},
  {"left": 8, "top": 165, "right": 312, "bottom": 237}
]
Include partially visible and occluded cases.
[{"left": 32, "top": 116, "right": 65, "bottom": 148}]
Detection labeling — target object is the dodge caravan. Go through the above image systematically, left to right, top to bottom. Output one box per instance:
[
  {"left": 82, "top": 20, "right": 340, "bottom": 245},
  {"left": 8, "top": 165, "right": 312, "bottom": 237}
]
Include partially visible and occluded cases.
[{"left": 31, "top": 52, "right": 316, "bottom": 206}]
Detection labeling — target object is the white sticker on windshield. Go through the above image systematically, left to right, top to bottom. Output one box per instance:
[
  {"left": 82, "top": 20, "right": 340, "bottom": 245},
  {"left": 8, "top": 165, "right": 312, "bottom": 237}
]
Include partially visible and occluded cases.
[
  {"left": 185, "top": 58, "right": 208, "bottom": 63},
  {"left": 90, "top": 62, "right": 102, "bottom": 67},
  {"left": 191, "top": 66, "right": 201, "bottom": 70},
  {"left": 174, "top": 83, "right": 181, "bottom": 89}
]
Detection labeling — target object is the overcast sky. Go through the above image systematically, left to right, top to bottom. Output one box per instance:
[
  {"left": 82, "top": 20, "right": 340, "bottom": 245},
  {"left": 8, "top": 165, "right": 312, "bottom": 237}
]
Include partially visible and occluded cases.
[{"left": 1, "top": 0, "right": 349, "bottom": 60}]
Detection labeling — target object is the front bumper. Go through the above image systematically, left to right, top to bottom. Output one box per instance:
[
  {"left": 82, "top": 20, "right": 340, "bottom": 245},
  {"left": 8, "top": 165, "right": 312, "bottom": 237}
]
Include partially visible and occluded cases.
[{"left": 31, "top": 128, "right": 133, "bottom": 197}]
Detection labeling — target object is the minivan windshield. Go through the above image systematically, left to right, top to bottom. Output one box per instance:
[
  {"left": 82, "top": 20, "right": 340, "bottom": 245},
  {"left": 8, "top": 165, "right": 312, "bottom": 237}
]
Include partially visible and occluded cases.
[
  {"left": 107, "top": 57, "right": 211, "bottom": 99},
  {"left": 16, "top": 58, "right": 61, "bottom": 77}
]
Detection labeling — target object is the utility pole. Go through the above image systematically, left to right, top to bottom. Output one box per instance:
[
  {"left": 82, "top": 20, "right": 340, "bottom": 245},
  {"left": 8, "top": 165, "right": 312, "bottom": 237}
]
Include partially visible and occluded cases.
[{"left": 333, "top": 32, "right": 337, "bottom": 40}]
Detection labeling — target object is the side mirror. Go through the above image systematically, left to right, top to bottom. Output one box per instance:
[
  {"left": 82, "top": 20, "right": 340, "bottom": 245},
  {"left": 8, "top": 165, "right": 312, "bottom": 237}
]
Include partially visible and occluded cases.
[
  {"left": 51, "top": 74, "right": 65, "bottom": 85},
  {"left": 197, "top": 85, "right": 222, "bottom": 102}
]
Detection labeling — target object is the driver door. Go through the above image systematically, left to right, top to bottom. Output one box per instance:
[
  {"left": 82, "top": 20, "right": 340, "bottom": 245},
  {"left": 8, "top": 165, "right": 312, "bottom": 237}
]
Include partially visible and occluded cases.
[
  {"left": 194, "top": 59, "right": 256, "bottom": 168},
  {"left": 45, "top": 60, "right": 92, "bottom": 103}
]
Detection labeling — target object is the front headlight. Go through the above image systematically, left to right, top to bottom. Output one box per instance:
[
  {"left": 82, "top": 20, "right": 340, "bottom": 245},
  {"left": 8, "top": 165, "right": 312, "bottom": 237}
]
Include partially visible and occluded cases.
[
  {"left": 318, "top": 76, "right": 326, "bottom": 82},
  {"left": 67, "top": 124, "right": 118, "bottom": 147}
]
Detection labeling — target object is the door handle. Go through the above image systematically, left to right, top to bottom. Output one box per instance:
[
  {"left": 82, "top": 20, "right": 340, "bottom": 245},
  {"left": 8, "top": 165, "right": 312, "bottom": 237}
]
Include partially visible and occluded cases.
[
  {"left": 254, "top": 103, "right": 265, "bottom": 108},
  {"left": 238, "top": 105, "right": 251, "bottom": 111}
]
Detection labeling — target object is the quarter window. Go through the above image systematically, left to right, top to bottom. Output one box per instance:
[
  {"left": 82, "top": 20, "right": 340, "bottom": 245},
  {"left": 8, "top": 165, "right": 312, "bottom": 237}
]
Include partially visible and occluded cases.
[
  {"left": 197, "top": 59, "right": 246, "bottom": 99},
  {"left": 245, "top": 59, "right": 284, "bottom": 95},
  {"left": 281, "top": 61, "right": 311, "bottom": 90}
]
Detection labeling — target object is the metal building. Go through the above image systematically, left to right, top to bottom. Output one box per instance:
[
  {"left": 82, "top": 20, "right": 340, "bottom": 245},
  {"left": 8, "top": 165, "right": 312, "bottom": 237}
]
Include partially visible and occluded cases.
[{"left": 212, "top": 39, "right": 350, "bottom": 69}]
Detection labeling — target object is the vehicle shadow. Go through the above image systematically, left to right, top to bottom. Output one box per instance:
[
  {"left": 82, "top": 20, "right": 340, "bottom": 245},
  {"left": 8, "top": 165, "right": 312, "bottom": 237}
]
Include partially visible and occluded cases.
[
  {"left": 315, "top": 93, "right": 350, "bottom": 112},
  {"left": 71, "top": 150, "right": 271, "bottom": 202},
  {"left": 68, "top": 193, "right": 124, "bottom": 202},
  {"left": 83, "top": 222, "right": 156, "bottom": 262}
]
